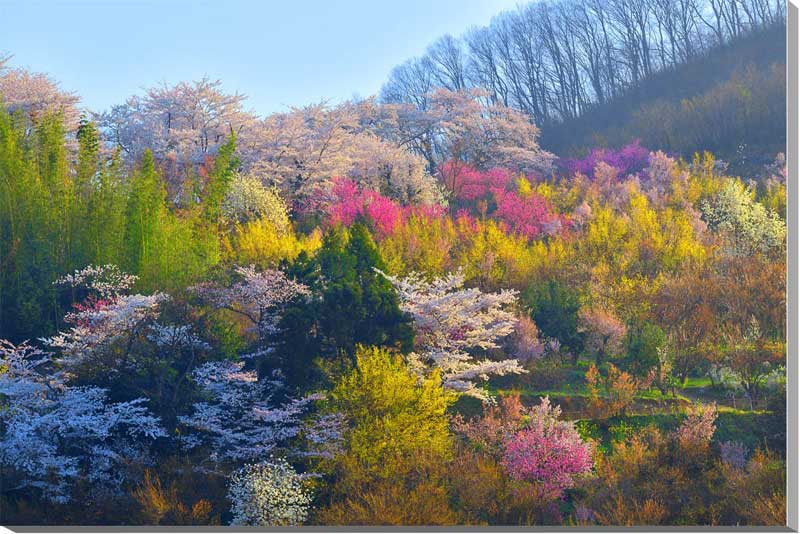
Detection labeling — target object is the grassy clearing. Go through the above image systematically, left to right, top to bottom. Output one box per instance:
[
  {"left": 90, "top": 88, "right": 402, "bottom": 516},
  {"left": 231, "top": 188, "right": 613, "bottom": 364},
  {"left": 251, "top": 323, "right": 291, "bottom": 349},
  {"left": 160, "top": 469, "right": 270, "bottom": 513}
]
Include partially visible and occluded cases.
[{"left": 470, "top": 364, "right": 785, "bottom": 455}]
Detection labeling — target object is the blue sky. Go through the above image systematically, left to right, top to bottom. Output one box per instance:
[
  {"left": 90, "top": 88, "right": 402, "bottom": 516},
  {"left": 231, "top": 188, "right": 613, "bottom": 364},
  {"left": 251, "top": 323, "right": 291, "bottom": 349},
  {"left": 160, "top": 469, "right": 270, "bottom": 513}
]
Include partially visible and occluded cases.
[{"left": 0, "top": 0, "right": 520, "bottom": 116}]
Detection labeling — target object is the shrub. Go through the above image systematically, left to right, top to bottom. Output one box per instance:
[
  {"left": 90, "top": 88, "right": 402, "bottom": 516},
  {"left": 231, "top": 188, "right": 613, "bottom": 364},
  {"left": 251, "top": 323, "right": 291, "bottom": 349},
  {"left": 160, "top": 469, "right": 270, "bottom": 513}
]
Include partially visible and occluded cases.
[
  {"left": 501, "top": 397, "right": 593, "bottom": 501},
  {"left": 227, "top": 458, "right": 312, "bottom": 526}
]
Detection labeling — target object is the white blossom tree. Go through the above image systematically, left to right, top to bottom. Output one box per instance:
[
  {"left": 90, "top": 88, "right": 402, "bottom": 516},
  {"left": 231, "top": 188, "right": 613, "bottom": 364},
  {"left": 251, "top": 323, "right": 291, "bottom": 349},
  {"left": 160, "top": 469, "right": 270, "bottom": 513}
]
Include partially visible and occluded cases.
[
  {"left": 0, "top": 61, "right": 81, "bottom": 131},
  {"left": 97, "top": 77, "right": 253, "bottom": 164},
  {"left": 99, "top": 83, "right": 443, "bottom": 206},
  {"left": 381, "top": 88, "right": 555, "bottom": 187},
  {"left": 241, "top": 99, "right": 442, "bottom": 206},
  {"left": 221, "top": 172, "right": 291, "bottom": 233},
  {"left": 700, "top": 179, "right": 786, "bottom": 257},
  {"left": 41, "top": 265, "right": 212, "bottom": 419},
  {"left": 43, "top": 265, "right": 169, "bottom": 376},
  {"left": 191, "top": 265, "right": 310, "bottom": 352},
  {"left": 380, "top": 269, "right": 525, "bottom": 398},
  {"left": 0, "top": 340, "right": 164, "bottom": 503},
  {"left": 177, "top": 360, "right": 319, "bottom": 466},
  {"left": 227, "top": 457, "right": 313, "bottom": 526}
]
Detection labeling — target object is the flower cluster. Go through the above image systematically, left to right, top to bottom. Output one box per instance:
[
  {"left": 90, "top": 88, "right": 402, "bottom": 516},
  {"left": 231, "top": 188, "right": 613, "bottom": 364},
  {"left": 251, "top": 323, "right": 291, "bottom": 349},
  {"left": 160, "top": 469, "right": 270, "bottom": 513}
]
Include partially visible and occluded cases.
[
  {"left": 562, "top": 141, "right": 650, "bottom": 179},
  {"left": 221, "top": 172, "right": 291, "bottom": 234},
  {"left": 321, "top": 177, "right": 445, "bottom": 237},
  {"left": 701, "top": 180, "right": 786, "bottom": 257},
  {"left": 492, "top": 187, "right": 562, "bottom": 239},
  {"left": 55, "top": 264, "right": 138, "bottom": 300},
  {"left": 381, "top": 269, "right": 524, "bottom": 398},
  {"left": 44, "top": 293, "right": 169, "bottom": 372},
  {"left": 0, "top": 340, "right": 164, "bottom": 502},
  {"left": 178, "top": 361, "right": 319, "bottom": 464},
  {"left": 502, "top": 397, "right": 594, "bottom": 500},
  {"left": 675, "top": 403, "right": 717, "bottom": 450},
  {"left": 227, "top": 458, "right": 313, "bottom": 526}
]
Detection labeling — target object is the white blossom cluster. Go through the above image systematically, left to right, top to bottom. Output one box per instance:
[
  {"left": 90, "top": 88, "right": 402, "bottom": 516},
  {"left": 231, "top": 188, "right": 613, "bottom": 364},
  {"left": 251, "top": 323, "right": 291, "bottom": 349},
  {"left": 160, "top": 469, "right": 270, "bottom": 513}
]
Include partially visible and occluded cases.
[
  {"left": 221, "top": 172, "right": 291, "bottom": 233},
  {"left": 701, "top": 179, "right": 786, "bottom": 257},
  {"left": 54, "top": 264, "right": 138, "bottom": 299},
  {"left": 191, "top": 265, "right": 309, "bottom": 342},
  {"left": 380, "top": 269, "right": 525, "bottom": 398},
  {"left": 43, "top": 292, "right": 169, "bottom": 372},
  {"left": 0, "top": 340, "right": 164, "bottom": 502},
  {"left": 178, "top": 360, "right": 320, "bottom": 464},
  {"left": 299, "top": 412, "right": 346, "bottom": 460},
  {"left": 227, "top": 457, "right": 313, "bottom": 526}
]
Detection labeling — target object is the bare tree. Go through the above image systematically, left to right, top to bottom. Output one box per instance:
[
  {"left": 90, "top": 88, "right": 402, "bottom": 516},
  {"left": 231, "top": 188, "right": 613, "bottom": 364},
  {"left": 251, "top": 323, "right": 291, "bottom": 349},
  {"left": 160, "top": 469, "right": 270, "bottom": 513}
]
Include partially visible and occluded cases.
[{"left": 426, "top": 35, "right": 469, "bottom": 91}]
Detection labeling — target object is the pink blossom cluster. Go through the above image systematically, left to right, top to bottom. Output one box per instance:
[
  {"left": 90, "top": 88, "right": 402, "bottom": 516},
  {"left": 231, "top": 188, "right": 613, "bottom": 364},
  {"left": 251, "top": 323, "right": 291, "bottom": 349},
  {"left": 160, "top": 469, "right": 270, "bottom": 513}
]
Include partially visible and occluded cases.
[
  {"left": 440, "top": 161, "right": 511, "bottom": 201},
  {"left": 438, "top": 162, "right": 563, "bottom": 239},
  {"left": 326, "top": 177, "right": 444, "bottom": 236},
  {"left": 492, "top": 188, "right": 564, "bottom": 239},
  {"left": 502, "top": 397, "right": 593, "bottom": 500},
  {"left": 675, "top": 402, "right": 717, "bottom": 450}
]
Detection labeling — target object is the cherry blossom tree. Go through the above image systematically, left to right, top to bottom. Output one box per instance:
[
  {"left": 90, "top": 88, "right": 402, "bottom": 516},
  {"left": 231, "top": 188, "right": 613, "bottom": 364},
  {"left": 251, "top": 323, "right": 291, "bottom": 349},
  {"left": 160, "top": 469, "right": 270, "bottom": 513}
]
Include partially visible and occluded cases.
[
  {"left": 0, "top": 62, "right": 81, "bottom": 131},
  {"left": 98, "top": 77, "right": 253, "bottom": 165},
  {"left": 384, "top": 88, "right": 554, "bottom": 184},
  {"left": 241, "top": 100, "right": 441, "bottom": 206},
  {"left": 44, "top": 265, "right": 169, "bottom": 376},
  {"left": 190, "top": 265, "right": 310, "bottom": 349},
  {"left": 380, "top": 269, "right": 524, "bottom": 398},
  {"left": 577, "top": 306, "right": 627, "bottom": 365},
  {"left": 508, "top": 314, "right": 547, "bottom": 363},
  {"left": 0, "top": 339, "right": 164, "bottom": 503},
  {"left": 177, "top": 360, "right": 319, "bottom": 466},
  {"left": 502, "top": 396, "right": 593, "bottom": 501},
  {"left": 675, "top": 402, "right": 717, "bottom": 451}
]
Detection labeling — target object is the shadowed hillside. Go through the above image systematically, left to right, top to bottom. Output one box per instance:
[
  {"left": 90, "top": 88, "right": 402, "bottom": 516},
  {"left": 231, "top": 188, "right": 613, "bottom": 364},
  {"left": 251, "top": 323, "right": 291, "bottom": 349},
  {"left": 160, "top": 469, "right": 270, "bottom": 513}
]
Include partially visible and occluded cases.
[{"left": 541, "top": 25, "right": 786, "bottom": 174}]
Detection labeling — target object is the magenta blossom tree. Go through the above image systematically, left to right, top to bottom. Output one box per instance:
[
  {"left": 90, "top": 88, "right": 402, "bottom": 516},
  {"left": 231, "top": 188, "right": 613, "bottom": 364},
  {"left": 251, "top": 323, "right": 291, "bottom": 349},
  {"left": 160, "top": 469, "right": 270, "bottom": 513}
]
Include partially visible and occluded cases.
[
  {"left": 561, "top": 141, "right": 650, "bottom": 179},
  {"left": 439, "top": 161, "right": 511, "bottom": 202},
  {"left": 319, "top": 177, "right": 445, "bottom": 237},
  {"left": 492, "top": 188, "right": 563, "bottom": 239},
  {"left": 502, "top": 396, "right": 593, "bottom": 500}
]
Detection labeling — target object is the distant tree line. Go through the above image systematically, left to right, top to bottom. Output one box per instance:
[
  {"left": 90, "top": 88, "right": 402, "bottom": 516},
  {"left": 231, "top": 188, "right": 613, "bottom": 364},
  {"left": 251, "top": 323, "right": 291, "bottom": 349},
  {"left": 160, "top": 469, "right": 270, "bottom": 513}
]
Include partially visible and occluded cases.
[{"left": 381, "top": 0, "right": 785, "bottom": 128}]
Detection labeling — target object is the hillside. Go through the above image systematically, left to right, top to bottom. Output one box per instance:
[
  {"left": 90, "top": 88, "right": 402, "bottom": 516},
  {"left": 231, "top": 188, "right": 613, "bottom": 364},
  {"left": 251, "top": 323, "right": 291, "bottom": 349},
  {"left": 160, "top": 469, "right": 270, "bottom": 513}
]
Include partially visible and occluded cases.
[{"left": 541, "top": 25, "right": 786, "bottom": 174}]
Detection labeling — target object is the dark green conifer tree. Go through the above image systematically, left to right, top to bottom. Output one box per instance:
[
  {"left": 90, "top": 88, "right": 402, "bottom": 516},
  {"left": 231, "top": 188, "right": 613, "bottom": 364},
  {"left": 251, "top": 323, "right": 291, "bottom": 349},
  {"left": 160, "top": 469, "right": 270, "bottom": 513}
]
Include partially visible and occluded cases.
[{"left": 275, "top": 222, "right": 413, "bottom": 390}]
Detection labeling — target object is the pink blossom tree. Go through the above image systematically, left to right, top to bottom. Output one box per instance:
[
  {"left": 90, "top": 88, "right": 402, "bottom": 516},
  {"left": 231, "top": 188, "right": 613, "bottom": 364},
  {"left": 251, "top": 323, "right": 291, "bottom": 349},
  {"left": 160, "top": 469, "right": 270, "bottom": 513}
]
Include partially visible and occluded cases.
[
  {"left": 439, "top": 162, "right": 510, "bottom": 202},
  {"left": 317, "top": 177, "right": 443, "bottom": 238},
  {"left": 492, "top": 188, "right": 562, "bottom": 239},
  {"left": 577, "top": 306, "right": 627, "bottom": 365},
  {"left": 502, "top": 396, "right": 593, "bottom": 501},
  {"left": 675, "top": 402, "right": 717, "bottom": 451}
]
